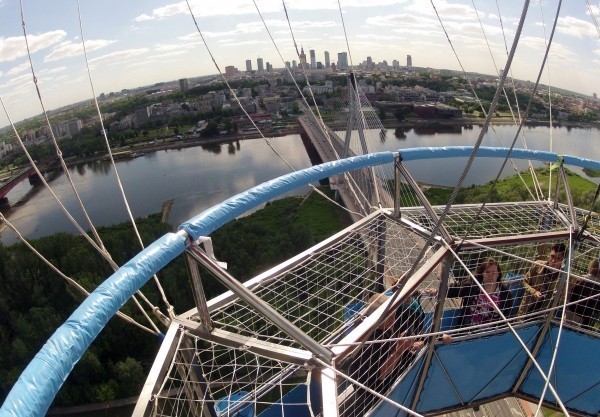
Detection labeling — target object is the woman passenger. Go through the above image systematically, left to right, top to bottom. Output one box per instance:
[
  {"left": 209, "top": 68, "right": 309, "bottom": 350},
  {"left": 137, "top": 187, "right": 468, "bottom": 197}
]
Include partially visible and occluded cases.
[
  {"left": 446, "top": 258, "right": 514, "bottom": 327},
  {"left": 568, "top": 258, "right": 600, "bottom": 327}
]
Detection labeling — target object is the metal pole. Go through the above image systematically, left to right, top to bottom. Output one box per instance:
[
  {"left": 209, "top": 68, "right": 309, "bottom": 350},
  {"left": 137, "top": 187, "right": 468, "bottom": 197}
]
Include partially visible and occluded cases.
[
  {"left": 394, "top": 155, "right": 402, "bottom": 219},
  {"left": 187, "top": 245, "right": 333, "bottom": 364},
  {"left": 184, "top": 252, "right": 213, "bottom": 332},
  {"left": 411, "top": 255, "right": 453, "bottom": 410}
]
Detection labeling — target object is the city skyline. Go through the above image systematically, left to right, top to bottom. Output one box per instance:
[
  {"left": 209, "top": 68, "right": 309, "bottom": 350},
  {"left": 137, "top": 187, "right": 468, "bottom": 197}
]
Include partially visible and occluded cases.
[{"left": 1, "top": 0, "right": 599, "bottom": 126}]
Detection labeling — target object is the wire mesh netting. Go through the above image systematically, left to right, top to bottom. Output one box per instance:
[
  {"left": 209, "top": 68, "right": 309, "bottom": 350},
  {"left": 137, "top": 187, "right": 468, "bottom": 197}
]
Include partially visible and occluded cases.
[{"left": 140, "top": 201, "right": 600, "bottom": 417}]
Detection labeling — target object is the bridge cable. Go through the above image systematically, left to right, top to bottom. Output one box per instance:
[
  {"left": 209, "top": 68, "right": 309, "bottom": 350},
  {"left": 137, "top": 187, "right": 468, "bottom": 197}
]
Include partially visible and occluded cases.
[
  {"left": 76, "top": 0, "right": 174, "bottom": 322},
  {"left": 255, "top": 0, "right": 366, "bottom": 216},
  {"left": 335, "top": 0, "right": 387, "bottom": 208},
  {"left": 429, "top": 0, "right": 538, "bottom": 202},
  {"left": 262, "top": 1, "right": 377, "bottom": 215},
  {"left": 279, "top": 2, "right": 371, "bottom": 215},
  {"left": 0, "top": 212, "right": 157, "bottom": 335}
]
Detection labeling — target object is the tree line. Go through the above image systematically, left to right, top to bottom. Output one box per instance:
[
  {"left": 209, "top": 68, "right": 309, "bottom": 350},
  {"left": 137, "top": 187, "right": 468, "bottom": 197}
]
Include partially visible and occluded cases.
[{"left": 0, "top": 190, "right": 350, "bottom": 407}]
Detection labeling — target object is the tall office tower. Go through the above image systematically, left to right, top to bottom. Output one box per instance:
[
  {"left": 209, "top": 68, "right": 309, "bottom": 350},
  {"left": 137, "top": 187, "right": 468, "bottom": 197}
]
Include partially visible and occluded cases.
[
  {"left": 299, "top": 47, "right": 307, "bottom": 69},
  {"left": 310, "top": 49, "right": 316, "bottom": 69},
  {"left": 324, "top": 51, "right": 330, "bottom": 68},
  {"left": 337, "top": 52, "right": 348, "bottom": 70},
  {"left": 407, "top": 55, "right": 412, "bottom": 68},
  {"left": 366, "top": 56, "right": 373, "bottom": 69},
  {"left": 257, "top": 57, "right": 264, "bottom": 72},
  {"left": 246, "top": 59, "right": 252, "bottom": 72},
  {"left": 392, "top": 59, "right": 399, "bottom": 69},
  {"left": 292, "top": 60, "right": 297, "bottom": 70},
  {"left": 285, "top": 61, "right": 291, "bottom": 69},
  {"left": 266, "top": 62, "right": 272, "bottom": 72},
  {"left": 179, "top": 78, "right": 189, "bottom": 92}
]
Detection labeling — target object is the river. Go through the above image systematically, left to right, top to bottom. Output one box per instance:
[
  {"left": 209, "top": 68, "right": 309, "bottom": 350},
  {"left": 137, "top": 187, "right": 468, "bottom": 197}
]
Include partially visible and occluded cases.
[{"left": 1, "top": 124, "right": 599, "bottom": 245}]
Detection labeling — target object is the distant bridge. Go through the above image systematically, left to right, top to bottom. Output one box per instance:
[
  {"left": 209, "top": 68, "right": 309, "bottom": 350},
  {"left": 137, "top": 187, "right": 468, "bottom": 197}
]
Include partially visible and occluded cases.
[
  {"left": 298, "top": 100, "right": 393, "bottom": 222},
  {"left": 0, "top": 158, "right": 57, "bottom": 204}
]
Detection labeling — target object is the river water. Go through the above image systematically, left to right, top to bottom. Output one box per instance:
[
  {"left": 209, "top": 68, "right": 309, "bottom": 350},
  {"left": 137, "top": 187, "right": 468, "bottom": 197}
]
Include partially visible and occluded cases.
[{"left": 2, "top": 124, "right": 599, "bottom": 245}]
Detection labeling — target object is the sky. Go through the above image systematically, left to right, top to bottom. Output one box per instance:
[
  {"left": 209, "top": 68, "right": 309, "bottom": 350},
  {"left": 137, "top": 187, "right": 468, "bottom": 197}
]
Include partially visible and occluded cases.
[{"left": 0, "top": 0, "right": 599, "bottom": 127}]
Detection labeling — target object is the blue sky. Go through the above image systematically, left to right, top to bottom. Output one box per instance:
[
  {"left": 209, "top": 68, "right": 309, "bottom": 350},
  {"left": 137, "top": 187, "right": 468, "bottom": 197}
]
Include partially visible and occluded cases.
[{"left": 0, "top": 0, "right": 599, "bottom": 126}]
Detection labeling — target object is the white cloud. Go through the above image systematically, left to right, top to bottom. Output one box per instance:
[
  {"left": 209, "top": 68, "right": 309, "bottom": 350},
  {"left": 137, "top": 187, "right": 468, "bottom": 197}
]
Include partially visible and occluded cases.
[
  {"left": 134, "top": 0, "right": 404, "bottom": 21},
  {"left": 285, "top": 0, "right": 406, "bottom": 10},
  {"left": 406, "top": 0, "right": 483, "bottom": 21},
  {"left": 134, "top": 14, "right": 154, "bottom": 22},
  {"left": 366, "top": 14, "right": 439, "bottom": 29},
  {"left": 556, "top": 16, "right": 597, "bottom": 39},
  {"left": 196, "top": 19, "right": 336, "bottom": 39},
  {"left": 0, "top": 30, "right": 67, "bottom": 62},
  {"left": 520, "top": 36, "right": 576, "bottom": 60},
  {"left": 44, "top": 39, "right": 117, "bottom": 62},
  {"left": 154, "top": 42, "right": 197, "bottom": 52},
  {"left": 88, "top": 48, "right": 149, "bottom": 65},
  {"left": 4, "top": 62, "right": 30, "bottom": 77},
  {"left": 39, "top": 66, "right": 67, "bottom": 75}
]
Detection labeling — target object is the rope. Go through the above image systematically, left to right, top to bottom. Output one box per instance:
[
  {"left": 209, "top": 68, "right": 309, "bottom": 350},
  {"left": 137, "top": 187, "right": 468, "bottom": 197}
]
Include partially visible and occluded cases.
[
  {"left": 18, "top": 0, "right": 109, "bottom": 256},
  {"left": 75, "top": 0, "right": 173, "bottom": 321},
  {"left": 184, "top": 0, "right": 296, "bottom": 173},
  {"left": 254, "top": 0, "right": 364, "bottom": 218},
  {"left": 336, "top": 0, "right": 355, "bottom": 71},
  {"left": 368, "top": 0, "right": 534, "bottom": 352},
  {"left": 429, "top": 0, "right": 537, "bottom": 201},
  {"left": 454, "top": 0, "right": 564, "bottom": 248},
  {"left": 539, "top": 0, "right": 555, "bottom": 200},
  {"left": 585, "top": 0, "right": 600, "bottom": 38},
  {"left": 577, "top": 184, "right": 600, "bottom": 240},
  {"left": 0, "top": 213, "right": 157, "bottom": 335},
  {"left": 533, "top": 232, "right": 573, "bottom": 417},
  {"left": 445, "top": 244, "right": 571, "bottom": 416},
  {"left": 313, "top": 357, "right": 426, "bottom": 417}
]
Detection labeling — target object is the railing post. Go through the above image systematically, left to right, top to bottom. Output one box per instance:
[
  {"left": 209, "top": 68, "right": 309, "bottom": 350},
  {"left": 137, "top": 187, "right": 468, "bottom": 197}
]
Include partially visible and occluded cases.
[{"left": 394, "top": 154, "right": 401, "bottom": 219}]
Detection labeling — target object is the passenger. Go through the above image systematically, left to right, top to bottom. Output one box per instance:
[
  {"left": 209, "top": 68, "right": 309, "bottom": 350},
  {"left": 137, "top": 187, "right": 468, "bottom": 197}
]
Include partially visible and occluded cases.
[
  {"left": 518, "top": 243, "right": 566, "bottom": 317},
  {"left": 446, "top": 258, "right": 514, "bottom": 326},
  {"left": 567, "top": 258, "right": 600, "bottom": 327},
  {"left": 342, "top": 290, "right": 450, "bottom": 416}
]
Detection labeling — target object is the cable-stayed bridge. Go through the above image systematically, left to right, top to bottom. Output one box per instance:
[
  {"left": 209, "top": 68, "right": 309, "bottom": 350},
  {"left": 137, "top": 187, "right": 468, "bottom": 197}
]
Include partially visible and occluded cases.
[{"left": 298, "top": 76, "right": 394, "bottom": 222}]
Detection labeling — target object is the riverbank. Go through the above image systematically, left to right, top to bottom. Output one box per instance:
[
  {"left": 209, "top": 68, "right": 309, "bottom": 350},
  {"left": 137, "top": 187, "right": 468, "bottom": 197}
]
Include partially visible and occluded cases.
[{"left": 2, "top": 116, "right": 598, "bottom": 178}]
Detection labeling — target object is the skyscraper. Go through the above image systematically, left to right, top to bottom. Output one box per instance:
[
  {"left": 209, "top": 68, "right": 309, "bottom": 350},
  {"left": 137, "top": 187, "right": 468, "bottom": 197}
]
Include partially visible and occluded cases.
[
  {"left": 299, "top": 47, "right": 307, "bottom": 69},
  {"left": 310, "top": 49, "right": 316, "bottom": 69},
  {"left": 324, "top": 51, "right": 330, "bottom": 68},
  {"left": 337, "top": 52, "right": 348, "bottom": 70},
  {"left": 407, "top": 55, "right": 412, "bottom": 68},
  {"left": 366, "top": 56, "right": 373, "bottom": 70},
  {"left": 257, "top": 57, "right": 264, "bottom": 72},
  {"left": 246, "top": 59, "right": 252, "bottom": 72},
  {"left": 292, "top": 60, "right": 297, "bottom": 70},
  {"left": 179, "top": 78, "right": 189, "bottom": 92}
]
